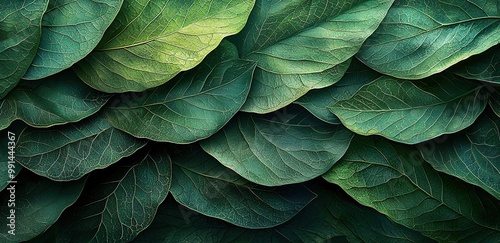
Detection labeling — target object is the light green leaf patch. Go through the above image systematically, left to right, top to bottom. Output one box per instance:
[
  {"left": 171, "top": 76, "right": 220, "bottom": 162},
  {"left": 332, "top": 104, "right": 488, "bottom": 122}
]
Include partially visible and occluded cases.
[
  {"left": 0, "top": 0, "right": 48, "bottom": 99},
  {"left": 23, "top": 0, "right": 123, "bottom": 79},
  {"left": 73, "top": 0, "right": 255, "bottom": 92},
  {"left": 232, "top": 0, "right": 394, "bottom": 113},
  {"left": 357, "top": 0, "right": 500, "bottom": 79},
  {"left": 104, "top": 41, "right": 255, "bottom": 143},
  {"left": 295, "top": 58, "right": 382, "bottom": 124},
  {"left": 0, "top": 70, "right": 112, "bottom": 131},
  {"left": 330, "top": 73, "right": 488, "bottom": 144},
  {"left": 201, "top": 105, "right": 353, "bottom": 186},
  {"left": 418, "top": 109, "right": 500, "bottom": 199},
  {"left": 16, "top": 114, "right": 147, "bottom": 181},
  {"left": 323, "top": 135, "right": 500, "bottom": 242},
  {"left": 170, "top": 144, "right": 316, "bottom": 229},
  {"left": 56, "top": 146, "right": 172, "bottom": 242},
  {"left": 0, "top": 171, "right": 86, "bottom": 242}
]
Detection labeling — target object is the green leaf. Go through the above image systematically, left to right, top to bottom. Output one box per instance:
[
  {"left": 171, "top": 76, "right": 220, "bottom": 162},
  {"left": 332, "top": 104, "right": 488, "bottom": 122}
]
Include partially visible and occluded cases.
[
  {"left": 0, "top": 0, "right": 48, "bottom": 99},
  {"left": 22, "top": 0, "right": 123, "bottom": 79},
  {"left": 73, "top": 0, "right": 255, "bottom": 93},
  {"left": 232, "top": 0, "right": 394, "bottom": 113},
  {"left": 357, "top": 0, "right": 500, "bottom": 79},
  {"left": 104, "top": 41, "right": 255, "bottom": 143},
  {"left": 452, "top": 45, "right": 500, "bottom": 84},
  {"left": 295, "top": 58, "right": 382, "bottom": 124},
  {"left": 0, "top": 70, "right": 112, "bottom": 130},
  {"left": 330, "top": 74, "right": 488, "bottom": 144},
  {"left": 489, "top": 86, "right": 500, "bottom": 117},
  {"left": 201, "top": 105, "right": 353, "bottom": 186},
  {"left": 418, "top": 109, "right": 500, "bottom": 199},
  {"left": 16, "top": 114, "right": 147, "bottom": 181},
  {"left": 323, "top": 135, "right": 500, "bottom": 242},
  {"left": 169, "top": 144, "right": 316, "bottom": 229},
  {"left": 56, "top": 146, "right": 172, "bottom": 242},
  {"left": 0, "top": 171, "right": 86, "bottom": 242},
  {"left": 276, "top": 184, "right": 433, "bottom": 243},
  {"left": 132, "top": 197, "right": 289, "bottom": 242}
]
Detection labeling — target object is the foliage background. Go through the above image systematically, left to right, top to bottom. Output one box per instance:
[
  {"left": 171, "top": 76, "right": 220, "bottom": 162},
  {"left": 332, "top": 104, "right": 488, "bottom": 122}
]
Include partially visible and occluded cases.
[{"left": 1, "top": 0, "right": 499, "bottom": 242}]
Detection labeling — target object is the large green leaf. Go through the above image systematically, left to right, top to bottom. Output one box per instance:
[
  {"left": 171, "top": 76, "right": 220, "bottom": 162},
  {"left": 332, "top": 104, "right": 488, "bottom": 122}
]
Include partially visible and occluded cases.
[
  {"left": 0, "top": 0, "right": 48, "bottom": 99},
  {"left": 23, "top": 0, "right": 123, "bottom": 79},
  {"left": 73, "top": 0, "right": 255, "bottom": 93},
  {"left": 231, "top": 0, "right": 393, "bottom": 113},
  {"left": 357, "top": 0, "right": 500, "bottom": 79},
  {"left": 104, "top": 41, "right": 255, "bottom": 143},
  {"left": 452, "top": 45, "right": 500, "bottom": 84},
  {"left": 295, "top": 58, "right": 382, "bottom": 124},
  {"left": 0, "top": 70, "right": 112, "bottom": 130},
  {"left": 330, "top": 73, "right": 488, "bottom": 144},
  {"left": 201, "top": 105, "right": 353, "bottom": 186},
  {"left": 418, "top": 110, "right": 500, "bottom": 199},
  {"left": 16, "top": 115, "right": 147, "bottom": 181},
  {"left": 323, "top": 135, "right": 500, "bottom": 242},
  {"left": 169, "top": 144, "right": 316, "bottom": 229},
  {"left": 56, "top": 146, "right": 172, "bottom": 242},
  {"left": 0, "top": 171, "right": 85, "bottom": 242},
  {"left": 276, "top": 184, "right": 433, "bottom": 243},
  {"left": 132, "top": 197, "right": 289, "bottom": 242}
]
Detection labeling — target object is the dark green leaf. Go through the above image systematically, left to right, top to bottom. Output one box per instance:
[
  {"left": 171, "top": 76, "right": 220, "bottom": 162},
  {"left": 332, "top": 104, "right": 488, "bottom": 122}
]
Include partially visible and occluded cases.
[
  {"left": 0, "top": 0, "right": 48, "bottom": 98},
  {"left": 23, "top": 0, "right": 123, "bottom": 79},
  {"left": 73, "top": 0, "right": 255, "bottom": 92},
  {"left": 232, "top": 0, "right": 394, "bottom": 113},
  {"left": 357, "top": 0, "right": 500, "bottom": 79},
  {"left": 104, "top": 41, "right": 255, "bottom": 143},
  {"left": 452, "top": 45, "right": 500, "bottom": 84},
  {"left": 295, "top": 58, "right": 382, "bottom": 124},
  {"left": 0, "top": 70, "right": 112, "bottom": 130},
  {"left": 330, "top": 74, "right": 488, "bottom": 144},
  {"left": 489, "top": 86, "right": 500, "bottom": 117},
  {"left": 201, "top": 105, "right": 353, "bottom": 186},
  {"left": 418, "top": 109, "right": 500, "bottom": 199},
  {"left": 16, "top": 114, "right": 147, "bottom": 181},
  {"left": 0, "top": 129, "right": 21, "bottom": 191},
  {"left": 324, "top": 135, "right": 500, "bottom": 242},
  {"left": 169, "top": 145, "right": 316, "bottom": 229},
  {"left": 56, "top": 146, "right": 172, "bottom": 242},
  {"left": 0, "top": 171, "right": 85, "bottom": 242},
  {"left": 276, "top": 184, "right": 433, "bottom": 243},
  {"left": 132, "top": 197, "right": 288, "bottom": 243}
]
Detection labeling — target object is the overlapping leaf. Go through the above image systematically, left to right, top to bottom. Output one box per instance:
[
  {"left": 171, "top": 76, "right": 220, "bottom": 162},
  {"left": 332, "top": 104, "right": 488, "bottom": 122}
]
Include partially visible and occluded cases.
[
  {"left": 0, "top": 0, "right": 48, "bottom": 99},
  {"left": 23, "top": 0, "right": 123, "bottom": 79},
  {"left": 73, "top": 0, "right": 254, "bottom": 92},
  {"left": 231, "top": 0, "right": 394, "bottom": 113},
  {"left": 357, "top": 0, "right": 500, "bottom": 79},
  {"left": 104, "top": 41, "right": 255, "bottom": 143},
  {"left": 452, "top": 45, "right": 500, "bottom": 84},
  {"left": 295, "top": 58, "right": 382, "bottom": 124},
  {"left": 0, "top": 70, "right": 112, "bottom": 130},
  {"left": 330, "top": 73, "right": 488, "bottom": 144},
  {"left": 201, "top": 105, "right": 353, "bottom": 186},
  {"left": 418, "top": 110, "right": 500, "bottom": 199},
  {"left": 16, "top": 115, "right": 147, "bottom": 181},
  {"left": 0, "top": 129, "right": 21, "bottom": 191},
  {"left": 324, "top": 135, "right": 500, "bottom": 242},
  {"left": 169, "top": 144, "right": 316, "bottom": 229},
  {"left": 56, "top": 147, "right": 171, "bottom": 242},
  {"left": 0, "top": 171, "right": 85, "bottom": 242},
  {"left": 276, "top": 186, "right": 433, "bottom": 243}
]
